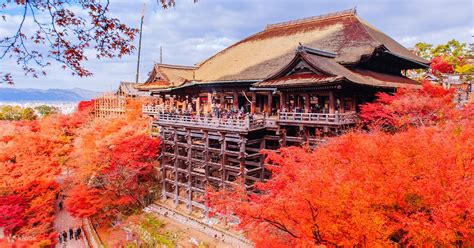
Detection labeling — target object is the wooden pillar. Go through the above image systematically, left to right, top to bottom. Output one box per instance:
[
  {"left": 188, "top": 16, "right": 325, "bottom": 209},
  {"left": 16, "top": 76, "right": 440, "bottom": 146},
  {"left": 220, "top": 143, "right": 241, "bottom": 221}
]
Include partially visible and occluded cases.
[
  {"left": 233, "top": 91, "right": 239, "bottom": 110},
  {"left": 329, "top": 91, "right": 335, "bottom": 114},
  {"left": 206, "top": 92, "right": 212, "bottom": 114},
  {"left": 250, "top": 92, "right": 256, "bottom": 114},
  {"left": 279, "top": 92, "right": 285, "bottom": 111},
  {"left": 267, "top": 93, "right": 273, "bottom": 115},
  {"left": 304, "top": 93, "right": 310, "bottom": 113},
  {"left": 170, "top": 96, "right": 175, "bottom": 110},
  {"left": 196, "top": 96, "right": 201, "bottom": 114},
  {"left": 339, "top": 96, "right": 345, "bottom": 113},
  {"left": 182, "top": 98, "right": 187, "bottom": 112},
  {"left": 160, "top": 127, "right": 167, "bottom": 201},
  {"left": 172, "top": 127, "right": 179, "bottom": 205},
  {"left": 279, "top": 128, "right": 287, "bottom": 148},
  {"left": 186, "top": 130, "right": 192, "bottom": 210},
  {"left": 203, "top": 130, "right": 210, "bottom": 215},
  {"left": 220, "top": 133, "right": 227, "bottom": 188},
  {"left": 239, "top": 135, "right": 247, "bottom": 181},
  {"left": 259, "top": 138, "right": 265, "bottom": 180}
]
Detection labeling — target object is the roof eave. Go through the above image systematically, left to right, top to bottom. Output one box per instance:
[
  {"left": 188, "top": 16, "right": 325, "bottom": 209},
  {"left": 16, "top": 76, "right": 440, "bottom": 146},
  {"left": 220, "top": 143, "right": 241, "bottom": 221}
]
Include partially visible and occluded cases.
[{"left": 384, "top": 50, "right": 430, "bottom": 69}]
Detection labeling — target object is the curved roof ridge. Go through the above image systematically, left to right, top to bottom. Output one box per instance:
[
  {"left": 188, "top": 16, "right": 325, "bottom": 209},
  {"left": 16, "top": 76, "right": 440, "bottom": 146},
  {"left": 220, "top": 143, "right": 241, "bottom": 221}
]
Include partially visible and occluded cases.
[
  {"left": 195, "top": 8, "right": 356, "bottom": 68},
  {"left": 265, "top": 8, "right": 356, "bottom": 30},
  {"left": 354, "top": 15, "right": 430, "bottom": 65},
  {"left": 155, "top": 63, "right": 197, "bottom": 70}
]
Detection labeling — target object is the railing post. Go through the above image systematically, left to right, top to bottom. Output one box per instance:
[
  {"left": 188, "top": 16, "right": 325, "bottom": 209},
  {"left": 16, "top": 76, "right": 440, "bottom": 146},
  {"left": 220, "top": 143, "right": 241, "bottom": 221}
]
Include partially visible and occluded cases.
[
  {"left": 335, "top": 113, "right": 339, "bottom": 124},
  {"left": 245, "top": 115, "right": 250, "bottom": 128}
]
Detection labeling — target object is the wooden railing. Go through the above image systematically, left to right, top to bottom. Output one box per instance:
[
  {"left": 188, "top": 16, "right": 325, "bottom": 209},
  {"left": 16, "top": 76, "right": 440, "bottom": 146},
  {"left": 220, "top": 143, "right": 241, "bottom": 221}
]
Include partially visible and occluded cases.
[
  {"left": 142, "top": 105, "right": 162, "bottom": 116},
  {"left": 143, "top": 105, "right": 265, "bottom": 131},
  {"left": 143, "top": 106, "right": 357, "bottom": 129},
  {"left": 278, "top": 112, "right": 357, "bottom": 125}
]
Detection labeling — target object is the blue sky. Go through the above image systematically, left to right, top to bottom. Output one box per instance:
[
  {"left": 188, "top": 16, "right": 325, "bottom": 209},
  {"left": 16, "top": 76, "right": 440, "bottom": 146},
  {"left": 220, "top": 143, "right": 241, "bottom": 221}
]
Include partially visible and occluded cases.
[{"left": 1, "top": 0, "right": 472, "bottom": 91}]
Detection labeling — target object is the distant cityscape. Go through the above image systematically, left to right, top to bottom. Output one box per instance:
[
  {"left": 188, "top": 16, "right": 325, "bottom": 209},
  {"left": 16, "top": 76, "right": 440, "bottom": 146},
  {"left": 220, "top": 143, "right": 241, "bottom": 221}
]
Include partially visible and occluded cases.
[{"left": 0, "top": 87, "right": 101, "bottom": 114}]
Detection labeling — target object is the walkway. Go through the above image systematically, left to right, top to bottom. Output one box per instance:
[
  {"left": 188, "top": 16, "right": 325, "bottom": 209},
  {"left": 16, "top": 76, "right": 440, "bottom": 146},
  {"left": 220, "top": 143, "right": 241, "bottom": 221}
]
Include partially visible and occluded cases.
[
  {"left": 54, "top": 172, "right": 87, "bottom": 248},
  {"left": 53, "top": 195, "right": 87, "bottom": 248},
  {"left": 145, "top": 203, "right": 253, "bottom": 248}
]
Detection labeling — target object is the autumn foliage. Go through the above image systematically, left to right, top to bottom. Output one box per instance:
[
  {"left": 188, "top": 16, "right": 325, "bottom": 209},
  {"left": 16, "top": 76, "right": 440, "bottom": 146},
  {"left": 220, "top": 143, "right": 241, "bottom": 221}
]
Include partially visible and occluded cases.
[
  {"left": 430, "top": 56, "right": 455, "bottom": 75},
  {"left": 359, "top": 82, "right": 456, "bottom": 132},
  {"left": 208, "top": 85, "right": 473, "bottom": 247},
  {"left": 63, "top": 98, "right": 160, "bottom": 222},
  {"left": 0, "top": 99, "right": 159, "bottom": 245},
  {"left": 0, "top": 107, "right": 89, "bottom": 245}
]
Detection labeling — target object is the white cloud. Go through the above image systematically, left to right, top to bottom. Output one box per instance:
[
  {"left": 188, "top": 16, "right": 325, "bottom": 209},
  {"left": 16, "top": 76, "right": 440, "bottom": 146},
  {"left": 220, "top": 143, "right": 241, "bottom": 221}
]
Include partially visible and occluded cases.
[{"left": 1, "top": 0, "right": 472, "bottom": 91}]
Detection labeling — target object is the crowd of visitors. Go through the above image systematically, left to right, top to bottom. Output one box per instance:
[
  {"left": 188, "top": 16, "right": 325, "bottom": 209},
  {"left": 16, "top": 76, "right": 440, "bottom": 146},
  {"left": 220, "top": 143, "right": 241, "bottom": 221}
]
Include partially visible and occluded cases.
[{"left": 56, "top": 192, "right": 83, "bottom": 246}]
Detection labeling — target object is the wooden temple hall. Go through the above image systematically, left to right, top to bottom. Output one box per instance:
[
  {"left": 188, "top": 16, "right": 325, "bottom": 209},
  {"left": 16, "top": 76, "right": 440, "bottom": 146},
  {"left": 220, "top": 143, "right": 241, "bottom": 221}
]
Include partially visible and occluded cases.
[{"left": 136, "top": 9, "right": 429, "bottom": 211}]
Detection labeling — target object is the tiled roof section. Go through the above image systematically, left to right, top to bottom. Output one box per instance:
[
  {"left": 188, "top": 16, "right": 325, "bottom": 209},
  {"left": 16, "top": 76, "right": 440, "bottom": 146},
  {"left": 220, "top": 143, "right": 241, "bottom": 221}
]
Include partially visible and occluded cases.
[
  {"left": 194, "top": 9, "right": 428, "bottom": 82},
  {"left": 254, "top": 49, "right": 421, "bottom": 89},
  {"left": 138, "top": 63, "right": 196, "bottom": 90},
  {"left": 349, "top": 69, "right": 420, "bottom": 87},
  {"left": 117, "top": 82, "right": 150, "bottom": 96}
]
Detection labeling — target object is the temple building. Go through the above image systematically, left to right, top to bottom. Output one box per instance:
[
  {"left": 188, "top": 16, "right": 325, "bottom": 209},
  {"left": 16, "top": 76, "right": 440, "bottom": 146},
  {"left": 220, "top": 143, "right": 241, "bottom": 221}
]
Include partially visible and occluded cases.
[{"left": 138, "top": 9, "right": 429, "bottom": 211}]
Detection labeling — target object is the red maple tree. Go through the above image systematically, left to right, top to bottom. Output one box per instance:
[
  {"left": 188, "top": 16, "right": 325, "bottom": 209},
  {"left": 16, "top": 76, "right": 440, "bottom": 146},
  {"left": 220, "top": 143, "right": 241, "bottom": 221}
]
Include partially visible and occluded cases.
[
  {"left": 430, "top": 56, "right": 455, "bottom": 75},
  {"left": 359, "top": 82, "right": 455, "bottom": 132},
  {"left": 208, "top": 85, "right": 473, "bottom": 247}
]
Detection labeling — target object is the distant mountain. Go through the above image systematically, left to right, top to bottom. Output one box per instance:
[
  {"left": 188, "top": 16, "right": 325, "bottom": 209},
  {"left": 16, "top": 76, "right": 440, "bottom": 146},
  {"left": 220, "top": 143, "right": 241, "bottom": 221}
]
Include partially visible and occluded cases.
[{"left": 0, "top": 88, "right": 102, "bottom": 102}]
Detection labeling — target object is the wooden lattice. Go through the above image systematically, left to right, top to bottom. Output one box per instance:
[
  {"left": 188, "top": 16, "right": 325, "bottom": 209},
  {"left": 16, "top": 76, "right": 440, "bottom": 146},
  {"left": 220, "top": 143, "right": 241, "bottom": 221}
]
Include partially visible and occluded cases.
[{"left": 93, "top": 92, "right": 127, "bottom": 118}]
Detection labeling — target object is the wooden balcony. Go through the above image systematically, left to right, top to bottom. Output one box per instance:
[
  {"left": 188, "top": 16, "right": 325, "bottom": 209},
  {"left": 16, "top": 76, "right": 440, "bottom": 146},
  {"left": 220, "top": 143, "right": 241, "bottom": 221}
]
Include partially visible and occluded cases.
[
  {"left": 143, "top": 105, "right": 265, "bottom": 131},
  {"left": 143, "top": 105, "right": 357, "bottom": 131},
  {"left": 277, "top": 112, "right": 357, "bottom": 126}
]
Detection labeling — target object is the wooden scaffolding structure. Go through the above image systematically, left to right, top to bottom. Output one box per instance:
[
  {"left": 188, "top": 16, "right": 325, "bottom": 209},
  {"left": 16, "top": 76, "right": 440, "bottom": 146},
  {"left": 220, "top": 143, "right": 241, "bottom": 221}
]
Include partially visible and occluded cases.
[{"left": 94, "top": 92, "right": 127, "bottom": 118}]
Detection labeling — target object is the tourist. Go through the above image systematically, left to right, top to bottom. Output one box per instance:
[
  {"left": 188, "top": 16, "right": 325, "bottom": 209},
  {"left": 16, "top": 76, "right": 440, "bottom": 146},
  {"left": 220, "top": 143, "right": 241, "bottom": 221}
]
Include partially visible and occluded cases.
[
  {"left": 58, "top": 201, "right": 63, "bottom": 211},
  {"left": 75, "top": 227, "right": 82, "bottom": 240},
  {"left": 69, "top": 228, "right": 73, "bottom": 240},
  {"left": 62, "top": 231, "right": 67, "bottom": 242},
  {"left": 58, "top": 234, "right": 62, "bottom": 244}
]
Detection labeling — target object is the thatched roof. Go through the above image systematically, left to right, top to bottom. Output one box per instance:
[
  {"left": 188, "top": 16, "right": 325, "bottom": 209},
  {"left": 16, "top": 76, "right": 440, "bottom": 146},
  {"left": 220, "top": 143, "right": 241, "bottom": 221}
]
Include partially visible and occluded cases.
[
  {"left": 193, "top": 8, "right": 428, "bottom": 82},
  {"left": 138, "top": 9, "right": 427, "bottom": 91}
]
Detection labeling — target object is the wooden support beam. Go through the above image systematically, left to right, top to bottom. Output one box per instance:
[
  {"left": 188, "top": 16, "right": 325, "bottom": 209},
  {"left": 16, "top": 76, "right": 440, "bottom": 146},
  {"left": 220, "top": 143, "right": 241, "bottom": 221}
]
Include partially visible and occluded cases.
[
  {"left": 233, "top": 91, "right": 239, "bottom": 110},
  {"left": 329, "top": 91, "right": 335, "bottom": 114},
  {"left": 207, "top": 92, "right": 212, "bottom": 114},
  {"left": 250, "top": 92, "right": 256, "bottom": 114},
  {"left": 304, "top": 93, "right": 310, "bottom": 113},
  {"left": 267, "top": 94, "right": 273, "bottom": 115},
  {"left": 170, "top": 96, "right": 175, "bottom": 110},
  {"left": 196, "top": 96, "right": 201, "bottom": 115},
  {"left": 339, "top": 96, "right": 345, "bottom": 113},
  {"left": 160, "top": 125, "right": 167, "bottom": 201},
  {"left": 173, "top": 127, "right": 179, "bottom": 206},
  {"left": 279, "top": 128, "right": 287, "bottom": 147},
  {"left": 186, "top": 130, "right": 192, "bottom": 210},
  {"left": 220, "top": 132, "right": 227, "bottom": 188},
  {"left": 239, "top": 135, "right": 247, "bottom": 182},
  {"left": 260, "top": 138, "right": 265, "bottom": 180}
]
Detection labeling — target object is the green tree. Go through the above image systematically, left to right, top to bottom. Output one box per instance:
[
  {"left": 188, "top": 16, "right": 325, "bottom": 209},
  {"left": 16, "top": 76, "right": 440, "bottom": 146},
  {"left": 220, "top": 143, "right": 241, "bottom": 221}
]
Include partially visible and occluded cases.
[
  {"left": 414, "top": 39, "right": 473, "bottom": 75},
  {"left": 0, "top": 105, "right": 22, "bottom": 120},
  {"left": 34, "top": 105, "right": 59, "bottom": 117},
  {"left": 20, "top": 107, "right": 37, "bottom": 120}
]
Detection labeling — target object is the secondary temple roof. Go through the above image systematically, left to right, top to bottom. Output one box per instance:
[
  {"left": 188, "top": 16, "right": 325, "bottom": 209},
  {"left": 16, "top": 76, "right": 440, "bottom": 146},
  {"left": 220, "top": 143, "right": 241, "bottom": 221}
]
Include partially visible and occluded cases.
[
  {"left": 138, "top": 8, "right": 428, "bottom": 91},
  {"left": 254, "top": 46, "right": 420, "bottom": 89}
]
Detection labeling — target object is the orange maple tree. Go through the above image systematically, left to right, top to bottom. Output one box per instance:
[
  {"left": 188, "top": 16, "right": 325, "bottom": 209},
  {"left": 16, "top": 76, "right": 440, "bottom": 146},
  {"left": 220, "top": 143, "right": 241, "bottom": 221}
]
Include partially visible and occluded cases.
[{"left": 65, "top": 100, "right": 160, "bottom": 222}]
